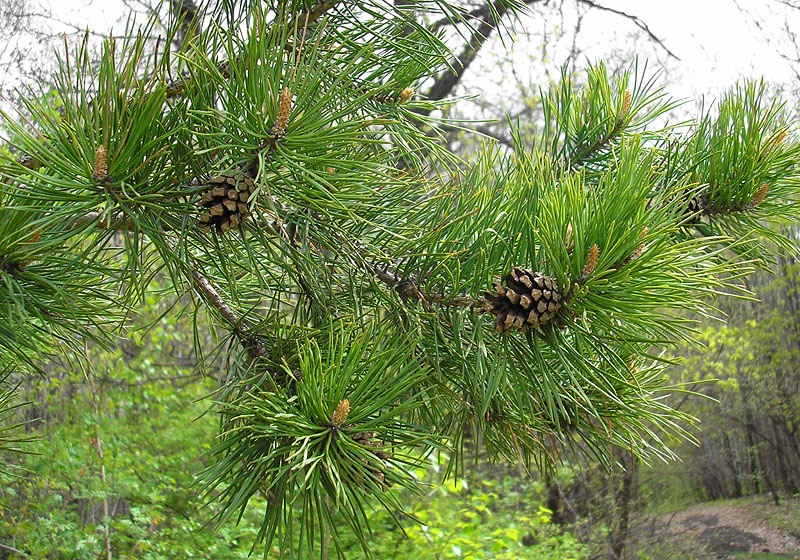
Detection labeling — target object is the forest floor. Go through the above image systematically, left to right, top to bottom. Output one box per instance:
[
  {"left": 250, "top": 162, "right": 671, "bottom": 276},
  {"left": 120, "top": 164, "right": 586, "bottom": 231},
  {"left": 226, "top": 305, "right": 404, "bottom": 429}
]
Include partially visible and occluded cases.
[{"left": 629, "top": 496, "right": 800, "bottom": 559}]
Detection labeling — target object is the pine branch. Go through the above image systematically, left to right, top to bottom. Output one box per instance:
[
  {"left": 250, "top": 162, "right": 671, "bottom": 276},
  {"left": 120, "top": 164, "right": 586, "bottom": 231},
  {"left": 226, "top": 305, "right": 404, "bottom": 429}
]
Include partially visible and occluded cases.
[
  {"left": 10, "top": 0, "right": 339, "bottom": 169},
  {"left": 165, "top": 0, "right": 338, "bottom": 97},
  {"left": 567, "top": 98, "right": 631, "bottom": 170},
  {"left": 567, "top": 123, "right": 622, "bottom": 170},
  {"left": 702, "top": 183, "right": 770, "bottom": 216},
  {"left": 63, "top": 205, "right": 481, "bottom": 314},
  {"left": 372, "top": 265, "right": 480, "bottom": 309},
  {"left": 189, "top": 266, "right": 270, "bottom": 361},
  {"left": 190, "top": 268, "right": 240, "bottom": 329}
]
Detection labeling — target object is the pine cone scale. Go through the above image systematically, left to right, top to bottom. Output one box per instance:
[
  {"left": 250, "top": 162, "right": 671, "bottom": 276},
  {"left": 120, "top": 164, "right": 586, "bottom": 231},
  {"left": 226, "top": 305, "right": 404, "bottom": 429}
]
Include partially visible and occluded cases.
[
  {"left": 197, "top": 172, "right": 255, "bottom": 233},
  {"left": 483, "top": 268, "right": 562, "bottom": 333}
]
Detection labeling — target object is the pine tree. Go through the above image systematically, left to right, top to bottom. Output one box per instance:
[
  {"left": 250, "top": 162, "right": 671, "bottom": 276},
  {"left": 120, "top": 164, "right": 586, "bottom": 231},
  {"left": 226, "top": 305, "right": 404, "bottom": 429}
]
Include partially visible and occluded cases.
[{"left": 1, "top": 0, "right": 799, "bottom": 557}]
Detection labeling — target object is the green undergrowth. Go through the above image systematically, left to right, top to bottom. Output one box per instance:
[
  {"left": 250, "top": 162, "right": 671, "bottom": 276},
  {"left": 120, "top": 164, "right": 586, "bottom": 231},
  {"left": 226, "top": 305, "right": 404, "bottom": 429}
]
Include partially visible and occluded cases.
[
  {"left": 0, "top": 301, "right": 592, "bottom": 559},
  {"left": 336, "top": 462, "right": 591, "bottom": 560}
]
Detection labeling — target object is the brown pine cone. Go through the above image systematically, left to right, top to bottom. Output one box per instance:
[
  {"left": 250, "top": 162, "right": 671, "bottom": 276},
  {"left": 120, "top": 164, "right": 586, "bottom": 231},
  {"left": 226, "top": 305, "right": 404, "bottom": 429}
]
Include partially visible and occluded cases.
[
  {"left": 197, "top": 173, "right": 256, "bottom": 233},
  {"left": 483, "top": 267, "right": 562, "bottom": 333},
  {"left": 349, "top": 431, "right": 393, "bottom": 490}
]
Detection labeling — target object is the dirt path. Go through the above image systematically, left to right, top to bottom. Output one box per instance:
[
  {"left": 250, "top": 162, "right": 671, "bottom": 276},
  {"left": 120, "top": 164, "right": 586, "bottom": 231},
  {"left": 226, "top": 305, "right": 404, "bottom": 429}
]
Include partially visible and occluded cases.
[{"left": 630, "top": 497, "right": 800, "bottom": 559}]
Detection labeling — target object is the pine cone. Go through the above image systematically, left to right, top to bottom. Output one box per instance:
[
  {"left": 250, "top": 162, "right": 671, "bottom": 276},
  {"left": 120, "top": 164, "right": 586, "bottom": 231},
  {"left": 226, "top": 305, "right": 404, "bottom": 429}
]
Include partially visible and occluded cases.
[
  {"left": 197, "top": 173, "right": 255, "bottom": 233},
  {"left": 683, "top": 194, "right": 706, "bottom": 224},
  {"left": 483, "top": 267, "right": 562, "bottom": 333},
  {"left": 350, "top": 431, "right": 392, "bottom": 489}
]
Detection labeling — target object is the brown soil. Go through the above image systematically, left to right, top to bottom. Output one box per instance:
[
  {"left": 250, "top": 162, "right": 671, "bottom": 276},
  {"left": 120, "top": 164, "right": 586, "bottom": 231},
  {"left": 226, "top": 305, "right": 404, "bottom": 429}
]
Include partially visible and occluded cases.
[{"left": 629, "top": 497, "right": 800, "bottom": 559}]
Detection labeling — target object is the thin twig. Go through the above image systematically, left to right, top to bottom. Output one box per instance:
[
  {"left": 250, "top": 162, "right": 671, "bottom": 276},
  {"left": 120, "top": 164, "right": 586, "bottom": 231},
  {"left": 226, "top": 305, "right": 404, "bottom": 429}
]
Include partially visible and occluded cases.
[
  {"left": 576, "top": 0, "right": 680, "bottom": 60},
  {"left": 0, "top": 543, "right": 31, "bottom": 558}
]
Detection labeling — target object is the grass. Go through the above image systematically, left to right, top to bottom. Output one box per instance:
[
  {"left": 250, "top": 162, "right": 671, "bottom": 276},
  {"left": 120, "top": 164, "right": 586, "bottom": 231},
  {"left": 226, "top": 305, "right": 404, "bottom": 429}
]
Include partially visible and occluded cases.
[
  {"left": 758, "top": 497, "right": 800, "bottom": 539},
  {"left": 729, "top": 554, "right": 799, "bottom": 560}
]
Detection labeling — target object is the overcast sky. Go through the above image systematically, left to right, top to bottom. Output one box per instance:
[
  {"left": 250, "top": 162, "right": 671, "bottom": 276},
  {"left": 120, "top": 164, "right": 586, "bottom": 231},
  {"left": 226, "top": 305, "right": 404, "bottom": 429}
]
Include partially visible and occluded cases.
[
  {"left": 4, "top": 0, "right": 800, "bottom": 104},
  {"left": 588, "top": 1, "right": 800, "bottom": 98}
]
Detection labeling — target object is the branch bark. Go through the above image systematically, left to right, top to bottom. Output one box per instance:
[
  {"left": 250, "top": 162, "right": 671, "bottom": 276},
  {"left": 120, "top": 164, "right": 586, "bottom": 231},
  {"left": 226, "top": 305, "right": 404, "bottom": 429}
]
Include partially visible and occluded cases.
[
  {"left": 169, "top": 0, "right": 200, "bottom": 48},
  {"left": 419, "top": 0, "right": 521, "bottom": 116},
  {"left": 189, "top": 266, "right": 270, "bottom": 361},
  {"left": 0, "top": 542, "right": 32, "bottom": 558}
]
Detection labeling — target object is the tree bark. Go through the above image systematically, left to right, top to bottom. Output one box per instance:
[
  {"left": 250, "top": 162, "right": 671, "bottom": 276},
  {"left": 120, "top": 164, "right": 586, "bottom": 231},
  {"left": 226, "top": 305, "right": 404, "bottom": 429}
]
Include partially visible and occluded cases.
[
  {"left": 722, "top": 431, "right": 742, "bottom": 498},
  {"left": 610, "top": 449, "right": 636, "bottom": 559},
  {"left": 545, "top": 471, "right": 563, "bottom": 524}
]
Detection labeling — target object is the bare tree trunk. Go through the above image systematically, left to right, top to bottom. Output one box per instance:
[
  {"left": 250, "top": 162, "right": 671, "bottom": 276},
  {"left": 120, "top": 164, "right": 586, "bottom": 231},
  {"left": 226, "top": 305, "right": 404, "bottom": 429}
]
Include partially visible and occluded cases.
[
  {"left": 169, "top": 0, "right": 200, "bottom": 48},
  {"left": 82, "top": 340, "right": 112, "bottom": 560},
  {"left": 747, "top": 411, "right": 779, "bottom": 505},
  {"left": 744, "top": 412, "right": 761, "bottom": 494},
  {"left": 771, "top": 418, "right": 798, "bottom": 494},
  {"left": 780, "top": 420, "right": 800, "bottom": 469},
  {"left": 722, "top": 431, "right": 742, "bottom": 498},
  {"left": 610, "top": 449, "right": 636, "bottom": 559},
  {"left": 545, "top": 472, "right": 563, "bottom": 524}
]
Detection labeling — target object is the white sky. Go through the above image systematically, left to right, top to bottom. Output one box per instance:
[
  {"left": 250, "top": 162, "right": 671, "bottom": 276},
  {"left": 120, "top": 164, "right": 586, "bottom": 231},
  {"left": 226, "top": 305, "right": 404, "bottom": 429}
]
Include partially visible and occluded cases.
[
  {"left": 7, "top": 0, "right": 800, "bottom": 102},
  {"left": 593, "top": 1, "right": 800, "bottom": 98}
]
